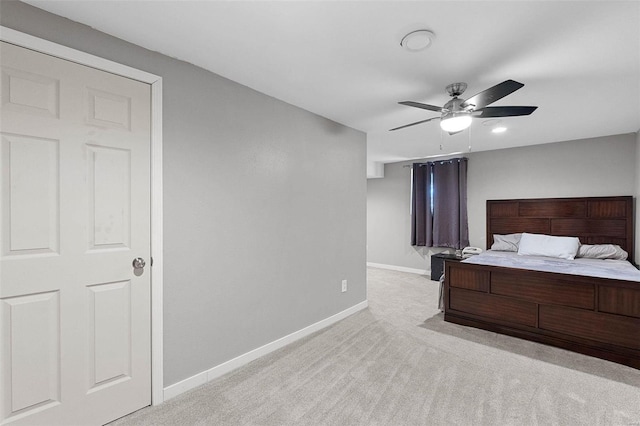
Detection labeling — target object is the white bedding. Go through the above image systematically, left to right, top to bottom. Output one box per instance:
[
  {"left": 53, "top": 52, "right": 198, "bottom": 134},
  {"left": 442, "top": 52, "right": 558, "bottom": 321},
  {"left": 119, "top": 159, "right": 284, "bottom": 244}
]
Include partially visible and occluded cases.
[{"left": 462, "top": 250, "right": 640, "bottom": 282}]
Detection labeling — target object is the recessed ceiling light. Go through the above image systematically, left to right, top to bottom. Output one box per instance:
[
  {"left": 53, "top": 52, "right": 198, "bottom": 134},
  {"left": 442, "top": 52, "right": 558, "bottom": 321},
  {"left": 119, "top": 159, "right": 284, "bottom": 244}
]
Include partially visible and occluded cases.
[
  {"left": 400, "top": 30, "right": 436, "bottom": 52},
  {"left": 482, "top": 119, "right": 501, "bottom": 127},
  {"left": 492, "top": 127, "right": 507, "bottom": 133}
]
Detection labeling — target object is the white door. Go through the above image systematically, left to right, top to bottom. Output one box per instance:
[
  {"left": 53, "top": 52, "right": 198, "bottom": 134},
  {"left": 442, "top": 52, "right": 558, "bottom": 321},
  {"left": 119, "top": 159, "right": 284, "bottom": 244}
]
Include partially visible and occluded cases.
[{"left": 0, "top": 41, "right": 151, "bottom": 425}]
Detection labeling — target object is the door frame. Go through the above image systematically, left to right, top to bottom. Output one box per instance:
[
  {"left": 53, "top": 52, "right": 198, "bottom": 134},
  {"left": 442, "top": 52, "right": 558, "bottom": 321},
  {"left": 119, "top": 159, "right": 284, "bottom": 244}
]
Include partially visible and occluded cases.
[{"left": 0, "top": 26, "right": 165, "bottom": 405}]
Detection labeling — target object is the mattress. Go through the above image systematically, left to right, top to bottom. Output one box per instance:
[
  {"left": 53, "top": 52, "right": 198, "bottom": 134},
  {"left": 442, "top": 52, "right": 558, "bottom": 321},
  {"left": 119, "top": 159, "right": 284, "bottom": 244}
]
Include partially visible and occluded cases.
[{"left": 462, "top": 250, "right": 640, "bottom": 282}]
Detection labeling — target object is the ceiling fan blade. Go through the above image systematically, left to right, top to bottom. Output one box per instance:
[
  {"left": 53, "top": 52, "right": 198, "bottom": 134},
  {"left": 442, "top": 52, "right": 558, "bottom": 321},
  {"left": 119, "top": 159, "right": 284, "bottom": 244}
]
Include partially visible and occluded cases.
[
  {"left": 460, "top": 80, "right": 524, "bottom": 110},
  {"left": 399, "top": 101, "right": 442, "bottom": 112},
  {"left": 475, "top": 106, "right": 538, "bottom": 117},
  {"left": 389, "top": 117, "right": 439, "bottom": 131}
]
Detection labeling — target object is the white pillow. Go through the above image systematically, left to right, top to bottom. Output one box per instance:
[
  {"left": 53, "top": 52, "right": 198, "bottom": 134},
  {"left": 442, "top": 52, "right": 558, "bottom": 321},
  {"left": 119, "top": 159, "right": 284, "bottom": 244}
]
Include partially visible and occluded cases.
[
  {"left": 491, "top": 233, "right": 522, "bottom": 252},
  {"left": 517, "top": 233, "right": 581, "bottom": 260},
  {"left": 576, "top": 244, "right": 628, "bottom": 260}
]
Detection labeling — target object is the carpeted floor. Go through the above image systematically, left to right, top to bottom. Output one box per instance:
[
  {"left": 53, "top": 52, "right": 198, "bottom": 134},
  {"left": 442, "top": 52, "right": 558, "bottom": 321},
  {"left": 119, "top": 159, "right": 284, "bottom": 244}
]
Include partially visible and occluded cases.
[{"left": 112, "top": 267, "right": 640, "bottom": 425}]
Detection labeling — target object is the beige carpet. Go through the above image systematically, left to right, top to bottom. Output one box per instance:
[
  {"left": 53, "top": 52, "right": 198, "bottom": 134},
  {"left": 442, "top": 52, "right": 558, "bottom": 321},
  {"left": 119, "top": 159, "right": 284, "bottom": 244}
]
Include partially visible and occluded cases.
[{"left": 112, "top": 267, "right": 640, "bottom": 425}]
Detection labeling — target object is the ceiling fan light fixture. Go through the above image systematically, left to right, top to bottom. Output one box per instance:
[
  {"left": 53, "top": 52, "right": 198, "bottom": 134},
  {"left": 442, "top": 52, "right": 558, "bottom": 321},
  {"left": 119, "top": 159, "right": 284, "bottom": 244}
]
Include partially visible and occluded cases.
[
  {"left": 400, "top": 30, "right": 435, "bottom": 52},
  {"left": 440, "top": 112, "right": 472, "bottom": 133}
]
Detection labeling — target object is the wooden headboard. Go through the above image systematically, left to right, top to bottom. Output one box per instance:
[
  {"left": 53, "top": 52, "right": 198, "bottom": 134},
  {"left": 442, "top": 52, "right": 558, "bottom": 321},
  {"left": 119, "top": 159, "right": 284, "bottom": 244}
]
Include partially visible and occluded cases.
[{"left": 486, "top": 196, "right": 634, "bottom": 261}]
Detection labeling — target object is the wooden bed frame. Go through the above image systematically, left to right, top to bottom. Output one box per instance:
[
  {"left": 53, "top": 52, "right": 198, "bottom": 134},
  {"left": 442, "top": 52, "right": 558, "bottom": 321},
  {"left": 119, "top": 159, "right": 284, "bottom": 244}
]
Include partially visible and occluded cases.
[{"left": 443, "top": 196, "right": 640, "bottom": 369}]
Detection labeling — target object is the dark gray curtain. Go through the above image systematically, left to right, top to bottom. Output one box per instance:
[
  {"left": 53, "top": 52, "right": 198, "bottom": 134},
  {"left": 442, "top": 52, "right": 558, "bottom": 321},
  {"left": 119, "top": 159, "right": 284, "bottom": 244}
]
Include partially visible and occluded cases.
[
  {"left": 411, "top": 157, "right": 469, "bottom": 249},
  {"left": 411, "top": 163, "right": 432, "bottom": 246}
]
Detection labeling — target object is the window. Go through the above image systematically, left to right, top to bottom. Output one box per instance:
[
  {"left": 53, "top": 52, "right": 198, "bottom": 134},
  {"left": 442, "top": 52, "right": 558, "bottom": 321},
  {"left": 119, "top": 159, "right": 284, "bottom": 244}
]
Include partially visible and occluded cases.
[{"left": 411, "top": 158, "right": 469, "bottom": 249}]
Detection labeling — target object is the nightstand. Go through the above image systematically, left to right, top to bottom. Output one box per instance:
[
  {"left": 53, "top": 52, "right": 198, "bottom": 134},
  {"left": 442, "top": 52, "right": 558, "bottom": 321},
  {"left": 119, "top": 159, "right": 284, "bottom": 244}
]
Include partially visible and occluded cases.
[{"left": 430, "top": 253, "right": 463, "bottom": 280}]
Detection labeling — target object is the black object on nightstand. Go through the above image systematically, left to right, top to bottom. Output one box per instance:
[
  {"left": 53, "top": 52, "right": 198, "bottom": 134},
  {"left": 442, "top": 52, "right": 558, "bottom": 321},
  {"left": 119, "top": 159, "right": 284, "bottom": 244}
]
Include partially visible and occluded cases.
[{"left": 430, "top": 253, "right": 463, "bottom": 280}]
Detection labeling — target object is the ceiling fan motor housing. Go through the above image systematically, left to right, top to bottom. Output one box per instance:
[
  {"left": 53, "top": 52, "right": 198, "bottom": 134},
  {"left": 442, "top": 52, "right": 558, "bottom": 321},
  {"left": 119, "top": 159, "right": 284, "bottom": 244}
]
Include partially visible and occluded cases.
[
  {"left": 446, "top": 82, "right": 467, "bottom": 97},
  {"left": 443, "top": 97, "right": 469, "bottom": 113}
]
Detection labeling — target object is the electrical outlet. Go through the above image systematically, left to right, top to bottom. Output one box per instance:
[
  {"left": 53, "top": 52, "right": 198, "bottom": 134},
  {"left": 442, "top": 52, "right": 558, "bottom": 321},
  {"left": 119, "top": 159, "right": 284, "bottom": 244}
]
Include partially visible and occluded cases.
[{"left": 341, "top": 279, "right": 348, "bottom": 293}]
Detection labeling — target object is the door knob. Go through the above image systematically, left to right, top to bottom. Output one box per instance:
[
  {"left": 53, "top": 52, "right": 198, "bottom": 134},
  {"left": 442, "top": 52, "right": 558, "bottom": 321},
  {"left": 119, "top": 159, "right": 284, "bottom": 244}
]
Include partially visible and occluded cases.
[{"left": 132, "top": 257, "right": 146, "bottom": 269}]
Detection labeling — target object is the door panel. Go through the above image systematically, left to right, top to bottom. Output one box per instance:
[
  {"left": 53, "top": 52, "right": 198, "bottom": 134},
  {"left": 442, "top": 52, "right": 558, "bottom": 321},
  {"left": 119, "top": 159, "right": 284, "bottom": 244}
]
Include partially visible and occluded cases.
[
  {"left": 0, "top": 41, "right": 151, "bottom": 426},
  {"left": 1, "top": 66, "right": 60, "bottom": 118},
  {"left": 87, "top": 88, "right": 131, "bottom": 131},
  {"left": 1, "top": 133, "right": 59, "bottom": 257},
  {"left": 88, "top": 145, "right": 131, "bottom": 250},
  {"left": 87, "top": 280, "right": 131, "bottom": 390},
  {"left": 1, "top": 291, "right": 61, "bottom": 416}
]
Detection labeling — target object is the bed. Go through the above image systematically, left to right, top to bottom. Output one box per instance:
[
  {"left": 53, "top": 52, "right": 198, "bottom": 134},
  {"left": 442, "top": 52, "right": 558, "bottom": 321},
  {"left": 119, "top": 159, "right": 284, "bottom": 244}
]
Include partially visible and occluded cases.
[{"left": 443, "top": 196, "right": 640, "bottom": 369}]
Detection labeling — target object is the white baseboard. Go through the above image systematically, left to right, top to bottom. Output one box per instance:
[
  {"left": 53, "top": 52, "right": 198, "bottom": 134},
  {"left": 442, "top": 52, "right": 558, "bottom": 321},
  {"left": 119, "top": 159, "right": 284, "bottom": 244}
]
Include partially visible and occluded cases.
[
  {"left": 367, "top": 262, "right": 428, "bottom": 275},
  {"left": 163, "top": 300, "right": 369, "bottom": 401}
]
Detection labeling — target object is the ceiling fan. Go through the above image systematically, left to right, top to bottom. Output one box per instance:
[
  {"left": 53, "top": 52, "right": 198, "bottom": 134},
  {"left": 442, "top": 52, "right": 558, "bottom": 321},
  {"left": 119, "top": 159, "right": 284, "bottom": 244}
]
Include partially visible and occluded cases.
[{"left": 390, "top": 79, "right": 537, "bottom": 134}]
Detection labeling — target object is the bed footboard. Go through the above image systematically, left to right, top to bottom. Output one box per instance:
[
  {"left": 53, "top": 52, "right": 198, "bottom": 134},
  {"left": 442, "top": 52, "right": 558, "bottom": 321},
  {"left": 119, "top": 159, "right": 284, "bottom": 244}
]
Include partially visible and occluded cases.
[{"left": 443, "top": 260, "right": 640, "bottom": 369}]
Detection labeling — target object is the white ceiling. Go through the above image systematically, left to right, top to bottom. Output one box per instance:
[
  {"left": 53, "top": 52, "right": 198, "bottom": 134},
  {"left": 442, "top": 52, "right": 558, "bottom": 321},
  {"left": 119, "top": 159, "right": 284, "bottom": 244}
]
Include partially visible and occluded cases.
[{"left": 25, "top": 1, "right": 640, "bottom": 176}]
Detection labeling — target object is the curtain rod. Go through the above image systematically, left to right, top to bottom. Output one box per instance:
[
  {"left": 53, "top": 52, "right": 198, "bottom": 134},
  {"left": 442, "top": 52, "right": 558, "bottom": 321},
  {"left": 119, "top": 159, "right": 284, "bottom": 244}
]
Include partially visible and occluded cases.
[{"left": 403, "top": 157, "right": 468, "bottom": 168}]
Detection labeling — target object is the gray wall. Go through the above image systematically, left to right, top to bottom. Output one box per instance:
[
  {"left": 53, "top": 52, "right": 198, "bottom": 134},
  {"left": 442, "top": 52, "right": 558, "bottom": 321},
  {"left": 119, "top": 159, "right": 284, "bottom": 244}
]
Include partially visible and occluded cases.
[
  {"left": 2, "top": 1, "right": 367, "bottom": 387},
  {"left": 368, "top": 133, "right": 638, "bottom": 272}
]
